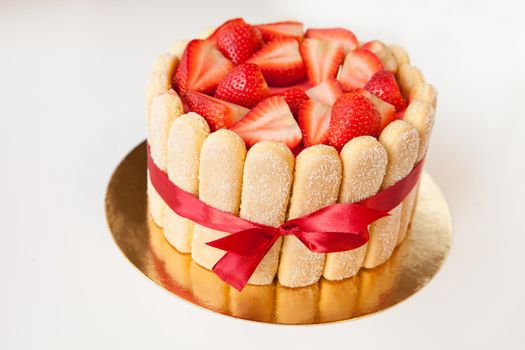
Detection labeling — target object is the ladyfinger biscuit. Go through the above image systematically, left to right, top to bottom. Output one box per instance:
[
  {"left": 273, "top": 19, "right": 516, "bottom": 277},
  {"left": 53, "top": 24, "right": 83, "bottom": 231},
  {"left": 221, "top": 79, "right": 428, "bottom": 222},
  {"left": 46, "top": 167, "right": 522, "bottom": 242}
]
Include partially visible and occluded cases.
[
  {"left": 169, "top": 40, "right": 189, "bottom": 60},
  {"left": 388, "top": 44, "right": 410, "bottom": 66},
  {"left": 150, "top": 53, "right": 179, "bottom": 80},
  {"left": 396, "top": 64, "right": 425, "bottom": 98},
  {"left": 145, "top": 71, "right": 172, "bottom": 118},
  {"left": 410, "top": 82, "right": 438, "bottom": 108},
  {"left": 147, "top": 90, "right": 184, "bottom": 227},
  {"left": 397, "top": 99, "right": 436, "bottom": 244},
  {"left": 163, "top": 113, "right": 210, "bottom": 252},
  {"left": 364, "top": 120, "right": 420, "bottom": 268},
  {"left": 191, "top": 130, "right": 246, "bottom": 268},
  {"left": 323, "top": 136, "right": 388, "bottom": 280},
  {"left": 240, "top": 141, "right": 295, "bottom": 285},
  {"left": 278, "top": 145, "right": 342, "bottom": 288}
]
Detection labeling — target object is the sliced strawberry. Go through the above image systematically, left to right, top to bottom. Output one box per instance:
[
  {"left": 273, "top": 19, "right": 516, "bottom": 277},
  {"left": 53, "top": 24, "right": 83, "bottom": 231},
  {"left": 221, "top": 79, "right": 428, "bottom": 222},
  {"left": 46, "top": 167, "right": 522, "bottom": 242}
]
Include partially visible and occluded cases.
[
  {"left": 206, "top": 18, "right": 245, "bottom": 44},
  {"left": 215, "top": 19, "right": 263, "bottom": 65},
  {"left": 255, "top": 21, "right": 304, "bottom": 42},
  {"left": 305, "top": 28, "right": 358, "bottom": 53},
  {"left": 247, "top": 37, "right": 306, "bottom": 86},
  {"left": 300, "top": 38, "right": 344, "bottom": 85},
  {"left": 174, "top": 39, "right": 233, "bottom": 95},
  {"left": 339, "top": 49, "right": 383, "bottom": 91},
  {"left": 215, "top": 63, "right": 270, "bottom": 108},
  {"left": 364, "top": 70, "right": 406, "bottom": 111},
  {"left": 306, "top": 78, "right": 343, "bottom": 106},
  {"left": 268, "top": 80, "right": 312, "bottom": 95},
  {"left": 273, "top": 87, "right": 309, "bottom": 116},
  {"left": 355, "top": 88, "right": 396, "bottom": 130},
  {"left": 185, "top": 91, "right": 249, "bottom": 131},
  {"left": 328, "top": 92, "right": 381, "bottom": 150},
  {"left": 229, "top": 96, "right": 302, "bottom": 148},
  {"left": 298, "top": 99, "right": 332, "bottom": 146}
]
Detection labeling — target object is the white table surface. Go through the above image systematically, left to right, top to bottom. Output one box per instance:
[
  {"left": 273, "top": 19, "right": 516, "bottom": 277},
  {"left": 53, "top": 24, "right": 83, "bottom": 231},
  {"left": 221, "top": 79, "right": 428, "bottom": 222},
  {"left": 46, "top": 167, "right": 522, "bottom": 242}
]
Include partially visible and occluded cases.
[{"left": 1, "top": 0, "right": 524, "bottom": 349}]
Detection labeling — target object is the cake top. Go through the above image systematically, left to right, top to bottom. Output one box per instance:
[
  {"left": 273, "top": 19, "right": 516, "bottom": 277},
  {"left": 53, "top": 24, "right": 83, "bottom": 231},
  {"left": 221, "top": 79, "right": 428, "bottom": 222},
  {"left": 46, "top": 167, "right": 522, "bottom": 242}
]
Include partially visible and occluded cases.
[{"left": 172, "top": 18, "right": 408, "bottom": 151}]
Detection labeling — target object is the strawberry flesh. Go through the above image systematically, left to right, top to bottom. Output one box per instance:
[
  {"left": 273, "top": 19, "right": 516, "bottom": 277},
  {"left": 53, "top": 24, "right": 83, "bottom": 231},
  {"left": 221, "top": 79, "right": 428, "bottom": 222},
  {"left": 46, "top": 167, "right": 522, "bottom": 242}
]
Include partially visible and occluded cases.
[
  {"left": 216, "top": 19, "right": 263, "bottom": 65},
  {"left": 256, "top": 21, "right": 304, "bottom": 43},
  {"left": 305, "top": 28, "right": 358, "bottom": 53},
  {"left": 247, "top": 37, "right": 306, "bottom": 86},
  {"left": 300, "top": 38, "right": 345, "bottom": 85},
  {"left": 174, "top": 39, "right": 233, "bottom": 96},
  {"left": 339, "top": 49, "right": 383, "bottom": 91},
  {"left": 215, "top": 63, "right": 270, "bottom": 108},
  {"left": 364, "top": 70, "right": 406, "bottom": 111},
  {"left": 306, "top": 78, "right": 343, "bottom": 106},
  {"left": 355, "top": 88, "right": 396, "bottom": 130},
  {"left": 185, "top": 91, "right": 249, "bottom": 131},
  {"left": 328, "top": 92, "right": 381, "bottom": 150},
  {"left": 229, "top": 96, "right": 302, "bottom": 148},
  {"left": 298, "top": 99, "right": 332, "bottom": 146}
]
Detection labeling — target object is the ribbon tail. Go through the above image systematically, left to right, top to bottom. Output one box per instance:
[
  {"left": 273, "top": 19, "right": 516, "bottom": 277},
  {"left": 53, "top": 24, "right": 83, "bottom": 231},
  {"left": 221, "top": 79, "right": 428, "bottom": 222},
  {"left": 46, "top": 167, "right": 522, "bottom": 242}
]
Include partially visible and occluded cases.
[
  {"left": 205, "top": 228, "right": 276, "bottom": 257},
  {"left": 212, "top": 236, "right": 279, "bottom": 291}
]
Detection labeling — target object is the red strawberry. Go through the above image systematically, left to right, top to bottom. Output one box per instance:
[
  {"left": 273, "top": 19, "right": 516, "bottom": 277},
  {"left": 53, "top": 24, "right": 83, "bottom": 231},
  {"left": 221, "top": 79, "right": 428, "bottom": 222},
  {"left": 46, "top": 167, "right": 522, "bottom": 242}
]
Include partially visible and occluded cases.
[
  {"left": 206, "top": 18, "right": 245, "bottom": 44},
  {"left": 216, "top": 19, "right": 263, "bottom": 65},
  {"left": 256, "top": 21, "right": 304, "bottom": 42},
  {"left": 305, "top": 28, "right": 358, "bottom": 53},
  {"left": 247, "top": 37, "right": 306, "bottom": 86},
  {"left": 300, "top": 38, "right": 345, "bottom": 85},
  {"left": 174, "top": 39, "right": 233, "bottom": 95},
  {"left": 361, "top": 40, "right": 397, "bottom": 72},
  {"left": 339, "top": 49, "right": 383, "bottom": 91},
  {"left": 215, "top": 63, "right": 270, "bottom": 108},
  {"left": 364, "top": 70, "right": 406, "bottom": 111},
  {"left": 306, "top": 78, "right": 343, "bottom": 106},
  {"left": 268, "top": 80, "right": 312, "bottom": 95},
  {"left": 273, "top": 87, "right": 309, "bottom": 116},
  {"left": 355, "top": 88, "right": 396, "bottom": 130},
  {"left": 185, "top": 91, "right": 249, "bottom": 131},
  {"left": 328, "top": 92, "right": 381, "bottom": 150},
  {"left": 229, "top": 96, "right": 302, "bottom": 148},
  {"left": 298, "top": 99, "right": 332, "bottom": 146}
]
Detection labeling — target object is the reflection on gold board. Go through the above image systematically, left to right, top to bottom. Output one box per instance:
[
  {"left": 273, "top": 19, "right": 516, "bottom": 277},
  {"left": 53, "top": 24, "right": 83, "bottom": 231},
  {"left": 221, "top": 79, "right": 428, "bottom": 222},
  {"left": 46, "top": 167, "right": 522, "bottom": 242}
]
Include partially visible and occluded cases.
[{"left": 105, "top": 141, "right": 452, "bottom": 325}]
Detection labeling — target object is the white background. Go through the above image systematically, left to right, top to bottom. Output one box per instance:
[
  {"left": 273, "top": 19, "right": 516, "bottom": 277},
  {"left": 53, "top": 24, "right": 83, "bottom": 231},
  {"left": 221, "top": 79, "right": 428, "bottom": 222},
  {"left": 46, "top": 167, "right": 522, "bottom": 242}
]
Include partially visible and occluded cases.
[{"left": 1, "top": 0, "right": 524, "bottom": 349}]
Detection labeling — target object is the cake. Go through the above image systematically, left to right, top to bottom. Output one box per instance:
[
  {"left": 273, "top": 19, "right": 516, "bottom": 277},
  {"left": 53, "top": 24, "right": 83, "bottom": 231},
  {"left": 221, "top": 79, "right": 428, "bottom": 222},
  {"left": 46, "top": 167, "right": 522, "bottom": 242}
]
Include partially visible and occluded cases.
[{"left": 146, "top": 18, "right": 436, "bottom": 289}]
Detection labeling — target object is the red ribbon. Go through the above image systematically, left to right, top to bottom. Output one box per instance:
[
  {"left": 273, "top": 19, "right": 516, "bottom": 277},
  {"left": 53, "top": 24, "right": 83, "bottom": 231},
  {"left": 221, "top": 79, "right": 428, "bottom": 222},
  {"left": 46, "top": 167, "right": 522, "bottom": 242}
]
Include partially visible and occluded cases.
[{"left": 147, "top": 145, "right": 424, "bottom": 291}]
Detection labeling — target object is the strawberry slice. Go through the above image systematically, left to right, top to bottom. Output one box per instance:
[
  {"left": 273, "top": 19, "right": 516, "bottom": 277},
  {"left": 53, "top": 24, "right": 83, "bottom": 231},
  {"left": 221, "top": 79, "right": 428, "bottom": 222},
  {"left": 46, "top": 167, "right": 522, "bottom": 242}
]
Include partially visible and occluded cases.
[
  {"left": 206, "top": 18, "right": 245, "bottom": 44},
  {"left": 215, "top": 19, "right": 263, "bottom": 65},
  {"left": 255, "top": 21, "right": 304, "bottom": 42},
  {"left": 305, "top": 28, "right": 358, "bottom": 53},
  {"left": 247, "top": 37, "right": 306, "bottom": 86},
  {"left": 300, "top": 38, "right": 344, "bottom": 85},
  {"left": 174, "top": 39, "right": 233, "bottom": 95},
  {"left": 361, "top": 40, "right": 397, "bottom": 72},
  {"left": 339, "top": 49, "right": 383, "bottom": 91},
  {"left": 215, "top": 63, "right": 270, "bottom": 108},
  {"left": 364, "top": 70, "right": 406, "bottom": 111},
  {"left": 306, "top": 78, "right": 343, "bottom": 106},
  {"left": 268, "top": 80, "right": 312, "bottom": 95},
  {"left": 273, "top": 87, "right": 309, "bottom": 116},
  {"left": 355, "top": 88, "right": 396, "bottom": 130},
  {"left": 185, "top": 91, "right": 249, "bottom": 131},
  {"left": 328, "top": 92, "right": 381, "bottom": 150},
  {"left": 229, "top": 96, "right": 302, "bottom": 148},
  {"left": 298, "top": 99, "right": 332, "bottom": 146}
]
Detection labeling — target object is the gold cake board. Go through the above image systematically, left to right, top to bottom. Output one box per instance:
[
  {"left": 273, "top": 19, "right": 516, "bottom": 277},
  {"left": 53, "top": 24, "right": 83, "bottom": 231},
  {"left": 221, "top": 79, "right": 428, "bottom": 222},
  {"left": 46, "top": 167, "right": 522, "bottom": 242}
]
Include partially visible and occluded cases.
[{"left": 105, "top": 141, "right": 452, "bottom": 325}]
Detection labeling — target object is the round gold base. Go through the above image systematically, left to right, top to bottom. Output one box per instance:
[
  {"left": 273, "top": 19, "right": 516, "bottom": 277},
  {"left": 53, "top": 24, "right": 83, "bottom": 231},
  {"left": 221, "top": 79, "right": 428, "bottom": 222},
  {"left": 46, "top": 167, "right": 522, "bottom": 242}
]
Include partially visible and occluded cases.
[{"left": 105, "top": 141, "right": 452, "bottom": 325}]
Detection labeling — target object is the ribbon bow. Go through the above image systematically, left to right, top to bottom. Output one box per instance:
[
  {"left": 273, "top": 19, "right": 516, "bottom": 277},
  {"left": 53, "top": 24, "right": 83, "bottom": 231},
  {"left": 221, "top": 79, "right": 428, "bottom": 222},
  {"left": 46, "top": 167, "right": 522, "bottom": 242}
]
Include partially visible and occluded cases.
[{"left": 147, "top": 145, "right": 424, "bottom": 291}]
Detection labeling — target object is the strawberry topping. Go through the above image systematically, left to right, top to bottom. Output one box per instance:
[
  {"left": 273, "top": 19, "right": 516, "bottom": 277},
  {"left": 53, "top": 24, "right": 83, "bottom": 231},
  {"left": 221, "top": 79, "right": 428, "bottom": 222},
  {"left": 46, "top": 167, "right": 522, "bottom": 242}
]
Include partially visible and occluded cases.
[
  {"left": 216, "top": 19, "right": 263, "bottom": 65},
  {"left": 256, "top": 21, "right": 304, "bottom": 43},
  {"left": 305, "top": 28, "right": 358, "bottom": 53},
  {"left": 247, "top": 37, "right": 306, "bottom": 86},
  {"left": 300, "top": 38, "right": 345, "bottom": 85},
  {"left": 174, "top": 39, "right": 233, "bottom": 95},
  {"left": 339, "top": 49, "right": 383, "bottom": 91},
  {"left": 215, "top": 63, "right": 270, "bottom": 108},
  {"left": 364, "top": 70, "right": 406, "bottom": 111},
  {"left": 306, "top": 78, "right": 343, "bottom": 106},
  {"left": 273, "top": 87, "right": 309, "bottom": 116},
  {"left": 355, "top": 88, "right": 396, "bottom": 130},
  {"left": 185, "top": 91, "right": 249, "bottom": 131},
  {"left": 328, "top": 92, "right": 381, "bottom": 150},
  {"left": 229, "top": 96, "right": 302, "bottom": 148},
  {"left": 298, "top": 99, "right": 332, "bottom": 146}
]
